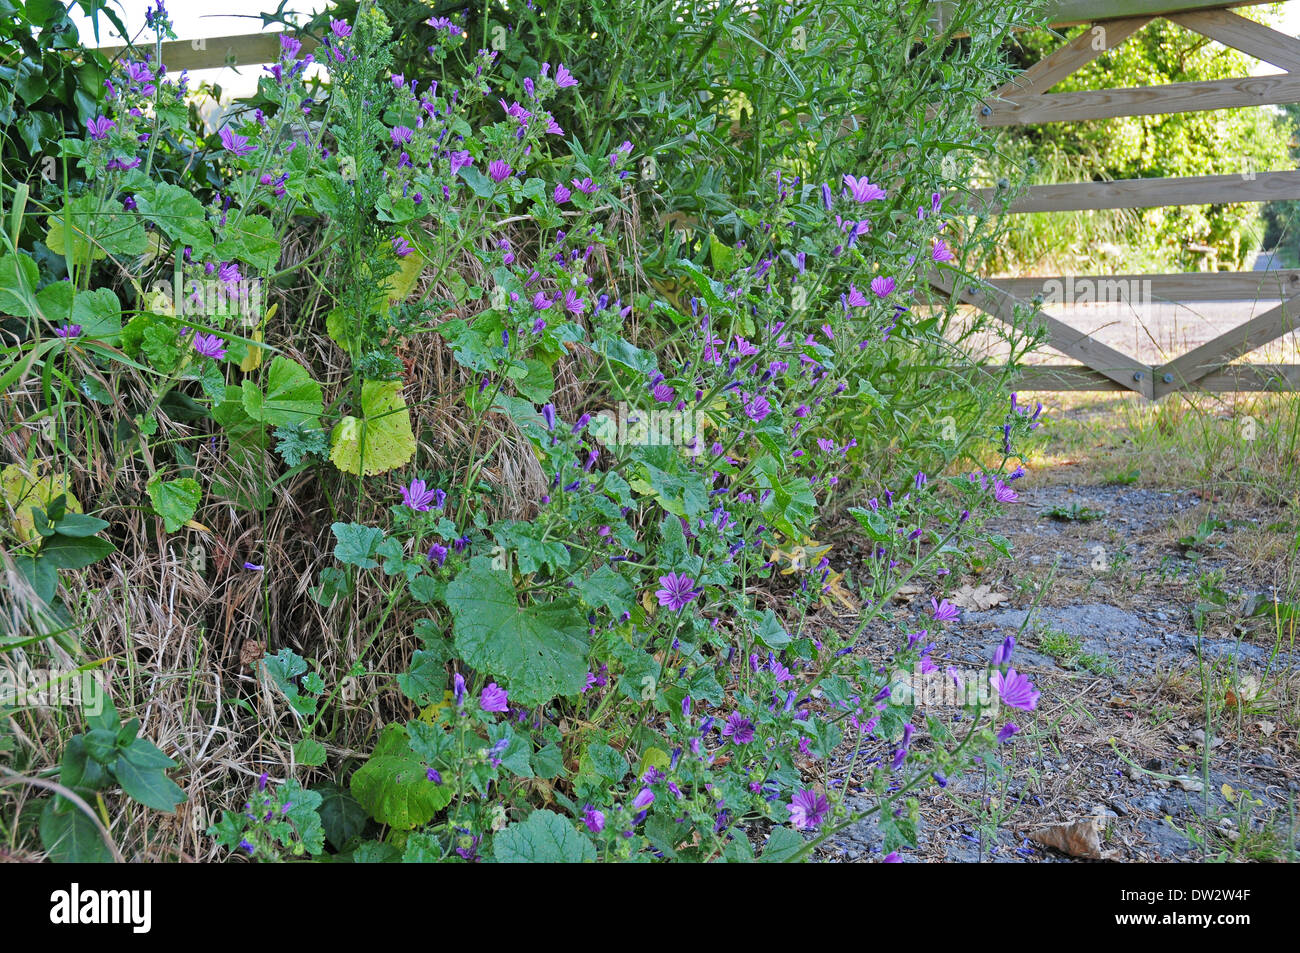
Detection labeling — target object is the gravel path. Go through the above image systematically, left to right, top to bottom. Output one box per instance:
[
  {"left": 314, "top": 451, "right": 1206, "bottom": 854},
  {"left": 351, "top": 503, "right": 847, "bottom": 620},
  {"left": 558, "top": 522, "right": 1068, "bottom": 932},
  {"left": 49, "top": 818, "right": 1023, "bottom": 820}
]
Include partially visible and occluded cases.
[{"left": 810, "top": 482, "right": 1300, "bottom": 863}]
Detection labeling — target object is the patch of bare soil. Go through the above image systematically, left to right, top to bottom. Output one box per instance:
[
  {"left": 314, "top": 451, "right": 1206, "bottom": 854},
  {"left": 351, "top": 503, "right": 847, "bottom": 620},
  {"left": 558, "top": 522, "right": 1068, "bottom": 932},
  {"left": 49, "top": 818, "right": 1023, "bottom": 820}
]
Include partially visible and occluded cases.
[{"left": 815, "top": 483, "right": 1300, "bottom": 863}]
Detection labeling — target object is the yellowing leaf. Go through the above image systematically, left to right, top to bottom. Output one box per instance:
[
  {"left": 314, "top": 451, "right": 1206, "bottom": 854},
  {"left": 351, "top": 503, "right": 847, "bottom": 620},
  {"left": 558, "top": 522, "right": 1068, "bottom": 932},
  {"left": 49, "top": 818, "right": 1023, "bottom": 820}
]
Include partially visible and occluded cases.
[
  {"left": 383, "top": 246, "right": 424, "bottom": 303},
  {"left": 240, "top": 303, "right": 277, "bottom": 372},
  {"left": 329, "top": 379, "right": 417, "bottom": 476},
  {"left": 2, "top": 463, "right": 82, "bottom": 542},
  {"left": 418, "top": 691, "right": 456, "bottom": 725}
]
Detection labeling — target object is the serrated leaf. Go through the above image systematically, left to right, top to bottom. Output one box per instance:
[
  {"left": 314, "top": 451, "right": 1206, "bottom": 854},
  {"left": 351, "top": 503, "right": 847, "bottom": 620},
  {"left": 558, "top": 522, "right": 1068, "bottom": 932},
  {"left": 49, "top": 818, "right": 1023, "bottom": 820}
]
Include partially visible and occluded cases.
[
  {"left": 241, "top": 356, "right": 323, "bottom": 426},
  {"left": 329, "top": 379, "right": 416, "bottom": 476},
  {"left": 147, "top": 476, "right": 201, "bottom": 532},
  {"left": 331, "top": 522, "right": 385, "bottom": 569},
  {"left": 447, "top": 558, "right": 590, "bottom": 706},
  {"left": 350, "top": 723, "right": 452, "bottom": 830},
  {"left": 294, "top": 737, "right": 327, "bottom": 767},
  {"left": 314, "top": 782, "right": 368, "bottom": 850},
  {"left": 492, "top": 809, "right": 596, "bottom": 863}
]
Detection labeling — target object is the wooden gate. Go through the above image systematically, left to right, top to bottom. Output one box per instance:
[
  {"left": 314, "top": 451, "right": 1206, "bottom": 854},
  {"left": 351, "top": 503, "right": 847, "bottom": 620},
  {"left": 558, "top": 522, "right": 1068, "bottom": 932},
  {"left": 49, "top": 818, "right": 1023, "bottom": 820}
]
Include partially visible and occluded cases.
[{"left": 937, "top": 0, "right": 1300, "bottom": 397}]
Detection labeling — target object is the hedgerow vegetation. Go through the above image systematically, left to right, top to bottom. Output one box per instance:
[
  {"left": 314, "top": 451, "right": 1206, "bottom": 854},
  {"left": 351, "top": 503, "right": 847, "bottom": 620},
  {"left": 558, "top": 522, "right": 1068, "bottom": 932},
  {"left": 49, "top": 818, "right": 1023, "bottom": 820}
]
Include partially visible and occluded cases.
[{"left": 0, "top": 0, "right": 1046, "bottom": 862}]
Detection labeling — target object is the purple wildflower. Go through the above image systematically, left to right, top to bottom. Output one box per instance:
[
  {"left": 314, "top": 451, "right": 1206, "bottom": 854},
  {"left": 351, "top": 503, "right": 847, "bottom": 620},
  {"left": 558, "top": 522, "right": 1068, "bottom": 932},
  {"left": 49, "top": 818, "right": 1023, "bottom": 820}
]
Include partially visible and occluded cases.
[
  {"left": 86, "top": 116, "right": 115, "bottom": 140},
  {"left": 219, "top": 126, "right": 255, "bottom": 157},
  {"left": 192, "top": 333, "right": 227, "bottom": 360},
  {"left": 400, "top": 478, "right": 438, "bottom": 511},
  {"left": 656, "top": 572, "right": 699, "bottom": 611},
  {"left": 930, "top": 597, "right": 959, "bottom": 623},
  {"left": 992, "top": 669, "right": 1039, "bottom": 711},
  {"left": 480, "top": 682, "right": 509, "bottom": 713},
  {"left": 721, "top": 712, "right": 755, "bottom": 745},
  {"left": 788, "top": 789, "right": 830, "bottom": 830}
]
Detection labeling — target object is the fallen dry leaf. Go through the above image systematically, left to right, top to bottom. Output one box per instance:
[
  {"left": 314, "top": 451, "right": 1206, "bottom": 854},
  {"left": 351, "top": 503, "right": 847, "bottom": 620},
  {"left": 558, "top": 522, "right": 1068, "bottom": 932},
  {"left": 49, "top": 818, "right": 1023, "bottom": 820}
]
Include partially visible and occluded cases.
[
  {"left": 950, "top": 583, "right": 1009, "bottom": 611},
  {"left": 891, "top": 585, "right": 922, "bottom": 604},
  {"left": 1028, "top": 816, "right": 1117, "bottom": 860}
]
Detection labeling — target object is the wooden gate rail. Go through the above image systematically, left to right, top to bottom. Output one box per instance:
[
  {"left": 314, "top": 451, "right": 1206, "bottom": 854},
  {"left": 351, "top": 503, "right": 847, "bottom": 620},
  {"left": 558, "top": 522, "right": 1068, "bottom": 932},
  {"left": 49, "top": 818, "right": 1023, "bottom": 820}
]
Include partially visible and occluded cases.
[{"left": 941, "top": 0, "right": 1300, "bottom": 396}]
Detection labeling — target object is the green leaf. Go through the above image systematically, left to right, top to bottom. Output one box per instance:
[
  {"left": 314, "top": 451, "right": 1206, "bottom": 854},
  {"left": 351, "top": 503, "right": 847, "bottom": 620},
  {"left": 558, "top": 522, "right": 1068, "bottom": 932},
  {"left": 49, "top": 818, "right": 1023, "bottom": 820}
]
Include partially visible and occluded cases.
[
  {"left": 136, "top": 181, "right": 213, "bottom": 255},
  {"left": 216, "top": 213, "right": 279, "bottom": 273},
  {"left": 0, "top": 253, "right": 40, "bottom": 317},
  {"left": 71, "top": 288, "right": 123, "bottom": 344},
  {"left": 241, "top": 356, "right": 323, "bottom": 426},
  {"left": 146, "top": 476, "right": 201, "bottom": 532},
  {"left": 51, "top": 512, "right": 109, "bottom": 538},
  {"left": 331, "top": 522, "right": 385, "bottom": 569},
  {"left": 37, "top": 534, "right": 114, "bottom": 570},
  {"left": 447, "top": 558, "right": 590, "bottom": 706},
  {"left": 576, "top": 565, "right": 635, "bottom": 616},
  {"left": 756, "top": 609, "right": 792, "bottom": 650},
  {"left": 396, "top": 648, "right": 448, "bottom": 705},
  {"left": 350, "top": 723, "right": 452, "bottom": 830},
  {"left": 294, "top": 737, "right": 327, "bottom": 767},
  {"left": 580, "top": 741, "right": 628, "bottom": 783},
  {"left": 533, "top": 743, "right": 564, "bottom": 779},
  {"left": 113, "top": 754, "right": 185, "bottom": 812},
  {"left": 279, "top": 780, "right": 326, "bottom": 855},
  {"left": 314, "top": 782, "right": 368, "bottom": 851},
  {"left": 39, "top": 800, "right": 112, "bottom": 863},
  {"left": 492, "top": 809, "right": 596, "bottom": 863},
  {"left": 760, "top": 826, "right": 806, "bottom": 863},
  {"left": 352, "top": 840, "right": 401, "bottom": 863}
]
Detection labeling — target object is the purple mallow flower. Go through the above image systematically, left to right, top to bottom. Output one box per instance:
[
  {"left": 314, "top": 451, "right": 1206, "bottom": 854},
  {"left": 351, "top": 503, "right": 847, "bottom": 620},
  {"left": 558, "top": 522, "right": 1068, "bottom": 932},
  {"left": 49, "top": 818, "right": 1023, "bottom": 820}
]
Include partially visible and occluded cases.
[
  {"left": 553, "top": 63, "right": 577, "bottom": 89},
  {"left": 86, "top": 116, "right": 116, "bottom": 140},
  {"left": 219, "top": 126, "right": 255, "bottom": 157},
  {"left": 488, "top": 159, "right": 512, "bottom": 182},
  {"left": 843, "top": 174, "right": 885, "bottom": 202},
  {"left": 192, "top": 333, "right": 227, "bottom": 360},
  {"left": 400, "top": 478, "right": 438, "bottom": 511},
  {"left": 655, "top": 572, "right": 699, "bottom": 611},
  {"left": 930, "top": 597, "right": 959, "bottom": 623},
  {"left": 992, "top": 635, "right": 1015, "bottom": 666},
  {"left": 992, "top": 669, "right": 1039, "bottom": 711},
  {"left": 480, "top": 682, "right": 509, "bottom": 712},
  {"left": 721, "top": 712, "right": 755, "bottom": 745},
  {"left": 996, "top": 723, "right": 1020, "bottom": 744},
  {"left": 788, "top": 789, "right": 830, "bottom": 830}
]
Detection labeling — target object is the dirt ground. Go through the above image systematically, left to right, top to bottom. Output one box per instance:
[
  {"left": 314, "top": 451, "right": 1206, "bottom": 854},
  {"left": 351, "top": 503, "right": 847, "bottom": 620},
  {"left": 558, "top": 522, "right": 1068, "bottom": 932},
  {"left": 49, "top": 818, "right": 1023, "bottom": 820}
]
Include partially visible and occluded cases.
[{"left": 809, "top": 460, "right": 1300, "bottom": 862}]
